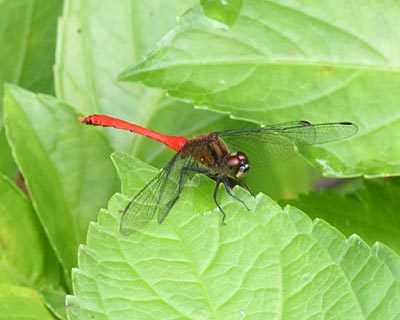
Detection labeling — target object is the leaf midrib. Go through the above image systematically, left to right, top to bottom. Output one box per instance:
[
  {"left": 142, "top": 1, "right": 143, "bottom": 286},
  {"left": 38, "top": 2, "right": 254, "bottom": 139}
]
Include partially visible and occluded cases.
[{"left": 126, "top": 60, "right": 400, "bottom": 76}]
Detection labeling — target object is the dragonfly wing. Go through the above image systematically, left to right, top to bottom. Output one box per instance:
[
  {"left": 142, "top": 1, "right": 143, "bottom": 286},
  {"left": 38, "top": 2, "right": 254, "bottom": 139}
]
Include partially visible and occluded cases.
[
  {"left": 218, "top": 121, "right": 357, "bottom": 168},
  {"left": 263, "top": 121, "right": 358, "bottom": 144},
  {"left": 120, "top": 153, "right": 196, "bottom": 235},
  {"left": 156, "top": 155, "right": 197, "bottom": 224},
  {"left": 119, "top": 168, "right": 167, "bottom": 235}
]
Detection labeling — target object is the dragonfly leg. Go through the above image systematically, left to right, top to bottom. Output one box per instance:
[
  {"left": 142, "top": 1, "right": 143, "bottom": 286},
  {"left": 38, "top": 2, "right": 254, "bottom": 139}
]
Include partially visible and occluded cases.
[
  {"left": 213, "top": 178, "right": 226, "bottom": 225},
  {"left": 222, "top": 178, "right": 250, "bottom": 211},
  {"left": 241, "top": 182, "right": 255, "bottom": 197}
]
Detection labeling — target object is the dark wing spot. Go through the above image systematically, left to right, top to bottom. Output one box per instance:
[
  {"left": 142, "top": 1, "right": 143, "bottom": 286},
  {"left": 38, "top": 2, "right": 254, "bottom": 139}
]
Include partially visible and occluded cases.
[
  {"left": 299, "top": 120, "right": 311, "bottom": 126},
  {"left": 339, "top": 121, "right": 353, "bottom": 125}
]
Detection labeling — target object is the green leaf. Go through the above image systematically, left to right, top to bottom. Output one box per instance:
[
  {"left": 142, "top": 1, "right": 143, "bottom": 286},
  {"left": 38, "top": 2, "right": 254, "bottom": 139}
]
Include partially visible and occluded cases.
[
  {"left": 0, "top": 0, "right": 63, "bottom": 178},
  {"left": 0, "top": 0, "right": 62, "bottom": 102},
  {"left": 55, "top": 0, "right": 196, "bottom": 150},
  {"left": 120, "top": 0, "right": 400, "bottom": 177},
  {"left": 200, "top": 0, "right": 243, "bottom": 26},
  {"left": 3, "top": 85, "right": 119, "bottom": 288},
  {"left": 0, "top": 126, "right": 16, "bottom": 178},
  {"left": 68, "top": 152, "right": 400, "bottom": 319},
  {"left": 0, "top": 173, "right": 66, "bottom": 319},
  {"left": 0, "top": 174, "right": 61, "bottom": 288},
  {"left": 283, "top": 178, "right": 400, "bottom": 255},
  {"left": 0, "top": 285, "right": 55, "bottom": 320},
  {"left": 40, "top": 287, "right": 67, "bottom": 320}
]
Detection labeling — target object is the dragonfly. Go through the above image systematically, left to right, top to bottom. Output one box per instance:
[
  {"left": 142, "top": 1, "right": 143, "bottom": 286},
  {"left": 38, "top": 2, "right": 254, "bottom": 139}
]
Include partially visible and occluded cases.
[{"left": 80, "top": 114, "right": 357, "bottom": 235}]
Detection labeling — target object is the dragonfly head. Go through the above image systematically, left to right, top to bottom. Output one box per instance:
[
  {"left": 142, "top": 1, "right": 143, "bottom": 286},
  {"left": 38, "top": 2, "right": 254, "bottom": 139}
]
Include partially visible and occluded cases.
[{"left": 225, "top": 151, "right": 250, "bottom": 180}]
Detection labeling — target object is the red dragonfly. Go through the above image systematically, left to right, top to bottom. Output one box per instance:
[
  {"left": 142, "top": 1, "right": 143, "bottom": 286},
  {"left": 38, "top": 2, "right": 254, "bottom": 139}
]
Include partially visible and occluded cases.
[{"left": 80, "top": 114, "right": 357, "bottom": 235}]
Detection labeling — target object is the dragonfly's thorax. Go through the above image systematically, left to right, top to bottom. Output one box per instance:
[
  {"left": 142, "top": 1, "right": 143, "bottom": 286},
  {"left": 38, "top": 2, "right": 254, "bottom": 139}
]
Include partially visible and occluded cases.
[
  {"left": 182, "top": 133, "right": 250, "bottom": 180},
  {"left": 183, "top": 133, "right": 230, "bottom": 166}
]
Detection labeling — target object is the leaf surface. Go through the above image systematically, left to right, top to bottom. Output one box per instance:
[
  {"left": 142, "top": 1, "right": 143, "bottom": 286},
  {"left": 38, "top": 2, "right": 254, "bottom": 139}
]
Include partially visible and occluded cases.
[
  {"left": 0, "top": 0, "right": 63, "bottom": 177},
  {"left": 0, "top": 0, "right": 62, "bottom": 103},
  {"left": 120, "top": 0, "right": 400, "bottom": 177},
  {"left": 3, "top": 85, "right": 119, "bottom": 288},
  {"left": 68, "top": 152, "right": 400, "bottom": 319},
  {"left": 0, "top": 174, "right": 60, "bottom": 287},
  {"left": 0, "top": 174, "right": 67, "bottom": 318},
  {"left": 284, "top": 178, "right": 400, "bottom": 255},
  {"left": 0, "top": 285, "right": 55, "bottom": 320}
]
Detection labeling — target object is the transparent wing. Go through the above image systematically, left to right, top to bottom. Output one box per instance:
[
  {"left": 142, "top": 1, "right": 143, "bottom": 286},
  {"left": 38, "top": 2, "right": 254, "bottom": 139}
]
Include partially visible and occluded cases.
[
  {"left": 218, "top": 121, "right": 357, "bottom": 167},
  {"left": 120, "top": 152, "right": 197, "bottom": 235}
]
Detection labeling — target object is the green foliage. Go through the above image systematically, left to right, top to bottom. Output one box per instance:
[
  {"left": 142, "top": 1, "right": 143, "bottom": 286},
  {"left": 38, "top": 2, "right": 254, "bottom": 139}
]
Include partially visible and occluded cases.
[
  {"left": 0, "top": 0, "right": 399, "bottom": 319},
  {"left": 0, "top": 0, "right": 63, "bottom": 179},
  {"left": 0, "top": 0, "right": 61, "bottom": 103},
  {"left": 120, "top": 0, "right": 400, "bottom": 177},
  {"left": 200, "top": 0, "right": 243, "bottom": 26},
  {"left": 3, "top": 85, "right": 118, "bottom": 286},
  {"left": 68, "top": 153, "right": 400, "bottom": 319},
  {"left": 0, "top": 173, "right": 65, "bottom": 319},
  {"left": 0, "top": 174, "right": 59, "bottom": 287},
  {"left": 283, "top": 179, "right": 400, "bottom": 255},
  {"left": 0, "top": 285, "right": 55, "bottom": 320}
]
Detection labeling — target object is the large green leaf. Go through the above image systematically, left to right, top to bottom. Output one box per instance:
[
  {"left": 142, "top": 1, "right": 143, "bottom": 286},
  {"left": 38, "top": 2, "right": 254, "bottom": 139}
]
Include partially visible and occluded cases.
[
  {"left": 0, "top": 0, "right": 63, "bottom": 178},
  {"left": 0, "top": 0, "right": 62, "bottom": 102},
  {"left": 55, "top": 0, "right": 196, "bottom": 150},
  {"left": 120, "top": 0, "right": 400, "bottom": 177},
  {"left": 200, "top": 0, "right": 243, "bottom": 26},
  {"left": 3, "top": 85, "right": 119, "bottom": 288},
  {"left": 0, "top": 126, "right": 16, "bottom": 177},
  {"left": 68, "top": 152, "right": 400, "bottom": 319},
  {"left": 0, "top": 174, "right": 60, "bottom": 287},
  {"left": 0, "top": 174, "right": 66, "bottom": 319},
  {"left": 283, "top": 178, "right": 400, "bottom": 255},
  {"left": 0, "top": 285, "right": 55, "bottom": 320},
  {"left": 40, "top": 287, "right": 67, "bottom": 320}
]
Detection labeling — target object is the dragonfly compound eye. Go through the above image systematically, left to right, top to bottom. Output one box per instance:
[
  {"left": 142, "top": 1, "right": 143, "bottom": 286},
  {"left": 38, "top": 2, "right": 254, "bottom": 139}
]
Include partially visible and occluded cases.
[{"left": 226, "top": 152, "right": 250, "bottom": 179}]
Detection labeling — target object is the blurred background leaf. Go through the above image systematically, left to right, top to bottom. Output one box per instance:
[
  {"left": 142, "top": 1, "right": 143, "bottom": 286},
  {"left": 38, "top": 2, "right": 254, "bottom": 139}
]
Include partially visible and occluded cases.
[
  {"left": 0, "top": 0, "right": 63, "bottom": 179},
  {"left": 0, "top": 0, "right": 62, "bottom": 102},
  {"left": 120, "top": 0, "right": 400, "bottom": 177},
  {"left": 200, "top": 0, "right": 243, "bottom": 26},
  {"left": 3, "top": 85, "right": 118, "bottom": 290},
  {"left": 0, "top": 174, "right": 65, "bottom": 319},
  {"left": 0, "top": 174, "right": 60, "bottom": 287},
  {"left": 283, "top": 178, "right": 400, "bottom": 255},
  {"left": 0, "top": 285, "right": 56, "bottom": 320}
]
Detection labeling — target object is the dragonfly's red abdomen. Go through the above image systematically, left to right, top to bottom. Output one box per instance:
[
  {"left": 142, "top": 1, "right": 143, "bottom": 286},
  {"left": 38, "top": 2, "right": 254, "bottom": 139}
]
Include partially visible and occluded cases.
[{"left": 80, "top": 114, "right": 188, "bottom": 152}]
